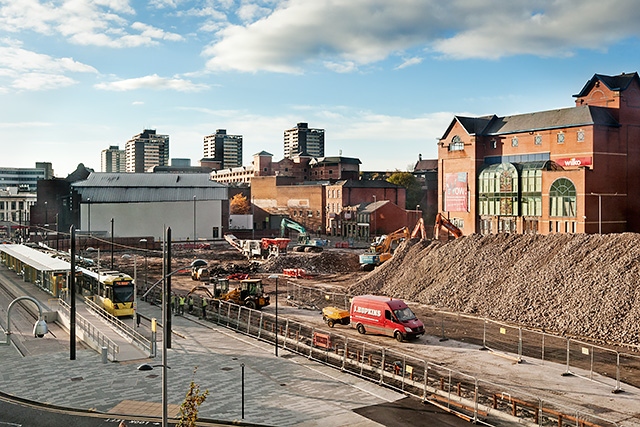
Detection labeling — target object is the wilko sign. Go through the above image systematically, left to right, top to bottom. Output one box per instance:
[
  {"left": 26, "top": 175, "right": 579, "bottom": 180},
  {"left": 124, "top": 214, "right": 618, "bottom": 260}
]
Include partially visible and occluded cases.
[
  {"left": 555, "top": 157, "right": 592, "bottom": 167},
  {"left": 445, "top": 172, "right": 468, "bottom": 212}
]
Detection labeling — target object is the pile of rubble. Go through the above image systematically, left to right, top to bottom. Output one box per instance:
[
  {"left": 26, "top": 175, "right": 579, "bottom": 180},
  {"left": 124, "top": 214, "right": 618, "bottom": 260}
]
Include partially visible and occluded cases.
[
  {"left": 350, "top": 233, "right": 640, "bottom": 347},
  {"left": 260, "top": 250, "right": 361, "bottom": 275}
]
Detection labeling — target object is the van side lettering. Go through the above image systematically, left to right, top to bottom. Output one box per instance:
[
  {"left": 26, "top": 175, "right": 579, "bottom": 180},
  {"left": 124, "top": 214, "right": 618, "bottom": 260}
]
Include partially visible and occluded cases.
[{"left": 354, "top": 305, "right": 381, "bottom": 317}]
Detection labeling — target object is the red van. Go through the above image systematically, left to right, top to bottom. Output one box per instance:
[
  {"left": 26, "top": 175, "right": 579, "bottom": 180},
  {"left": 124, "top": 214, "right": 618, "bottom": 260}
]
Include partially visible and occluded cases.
[{"left": 350, "top": 295, "right": 424, "bottom": 342}]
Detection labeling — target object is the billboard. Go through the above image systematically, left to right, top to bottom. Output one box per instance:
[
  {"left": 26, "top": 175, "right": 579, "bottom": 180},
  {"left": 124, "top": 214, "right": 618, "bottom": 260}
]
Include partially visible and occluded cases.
[{"left": 445, "top": 172, "right": 468, "bottom": 212}]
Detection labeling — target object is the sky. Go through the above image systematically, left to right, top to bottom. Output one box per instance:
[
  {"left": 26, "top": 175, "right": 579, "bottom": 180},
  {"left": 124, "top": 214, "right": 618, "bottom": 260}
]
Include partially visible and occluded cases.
[{"left": 2, "top": 0, "right": 640, "bottom": 177}]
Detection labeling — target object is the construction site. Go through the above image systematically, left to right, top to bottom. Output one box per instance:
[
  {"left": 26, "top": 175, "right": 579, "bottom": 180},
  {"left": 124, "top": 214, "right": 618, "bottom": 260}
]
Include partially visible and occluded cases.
[{"left": 116, "top": 230, "right": 640, "bottom": 349}]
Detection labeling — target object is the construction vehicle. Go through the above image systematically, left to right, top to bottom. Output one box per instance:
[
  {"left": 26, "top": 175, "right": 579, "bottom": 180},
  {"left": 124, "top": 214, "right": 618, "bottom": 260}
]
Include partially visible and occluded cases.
[
  {"left": 434, "top": 213, "right": 463, "bottom": 240},
  {"left": 410, "top": 217, "right": 427, "bottom": 239},
  {"left": 280, "top": 218, "right": 326, "bottom": 252},
  {"left": 359, "top": 226, "right": 410, "bottom": 270},
  {"left": 224, "top": 234, "right": 290, "bottom": 259},
  {"left": 191, "top": 259, "right": 209, "bottom": 281},
  {"left": 210, "top": 277, "right": 270, "bottom": 310},
  {"left": 322, "top": 306, "right": 350, "bottom": 328}
]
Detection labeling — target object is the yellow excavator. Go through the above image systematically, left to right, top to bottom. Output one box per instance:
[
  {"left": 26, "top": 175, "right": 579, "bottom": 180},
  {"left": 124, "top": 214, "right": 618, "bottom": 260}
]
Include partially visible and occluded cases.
[{"left": 359, "top": 226, "right": 410, "bottom": 270}]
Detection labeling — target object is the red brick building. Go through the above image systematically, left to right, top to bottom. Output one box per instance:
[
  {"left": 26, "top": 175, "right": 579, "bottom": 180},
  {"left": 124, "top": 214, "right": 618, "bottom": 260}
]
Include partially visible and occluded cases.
[{"left": 438, "top": 72, "right": 640, "bottom": 236}]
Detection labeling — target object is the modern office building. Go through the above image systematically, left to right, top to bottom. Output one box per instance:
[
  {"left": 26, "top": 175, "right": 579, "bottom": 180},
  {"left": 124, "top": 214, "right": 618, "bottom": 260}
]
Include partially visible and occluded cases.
[
  {"left": 437, "top": 71, "right": 640, "bottom": 236},
  {"left": 284, "top": 122, "right": 325, "bottom": 159},
  {"left": 125, "top": 129, "right": 169, "bottom": 173},
  {"left": 203, "top": 129, "right": 243, "bottom": 169},
  {"left": 101, "top": 146, "right": 126, "bottom": 172},
  {"left": 0, "top": 163, "right": 53, "bottom": 192}
]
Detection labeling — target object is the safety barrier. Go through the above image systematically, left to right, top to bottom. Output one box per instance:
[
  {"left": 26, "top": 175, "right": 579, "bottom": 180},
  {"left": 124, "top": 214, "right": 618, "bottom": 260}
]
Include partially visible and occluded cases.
[
  {"left": 284, "top": 281, "right": 640, "bottom": 393},
  {"left": 58, "top": 299, "right": 119, "bottom": 360},
  {"left": 207, "top": 299, "right": 621, "bottom": 427}
]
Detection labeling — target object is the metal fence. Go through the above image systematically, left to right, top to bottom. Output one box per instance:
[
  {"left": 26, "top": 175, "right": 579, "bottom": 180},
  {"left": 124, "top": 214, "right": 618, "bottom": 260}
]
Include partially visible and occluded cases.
[
  {"left": 283, "top": 281, "right": 640, "bottom": 393},
  {"left": 58, "top": 298, "right": 119, "bottom": 360},
  {"left": 205, "top": 298, "right": 620, "bottom": 427}
]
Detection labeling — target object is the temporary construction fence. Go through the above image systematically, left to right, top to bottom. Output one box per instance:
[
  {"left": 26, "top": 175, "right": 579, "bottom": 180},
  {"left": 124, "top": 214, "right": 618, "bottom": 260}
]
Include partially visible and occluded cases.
[
  {"left": 283, "top": 281, "right": 640, "bottom": 394},
  {"left": 206, "top": 298, "right": 621, "bottom": 427}
]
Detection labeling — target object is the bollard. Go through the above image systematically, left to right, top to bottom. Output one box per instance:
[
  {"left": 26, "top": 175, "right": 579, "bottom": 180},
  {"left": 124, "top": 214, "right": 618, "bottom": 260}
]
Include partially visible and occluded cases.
[{"left": 101, "top": 346, "right": 108, "bottom": 364}]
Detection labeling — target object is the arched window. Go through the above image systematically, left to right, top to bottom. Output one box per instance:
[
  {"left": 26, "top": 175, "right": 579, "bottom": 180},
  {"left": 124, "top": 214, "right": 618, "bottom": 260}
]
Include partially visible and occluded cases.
[
  {"left": 448, "top": 135, "right": 464, "bottom": 151},
  {"left": 549, "top": 178, "right": 576, "bottom": 217}
]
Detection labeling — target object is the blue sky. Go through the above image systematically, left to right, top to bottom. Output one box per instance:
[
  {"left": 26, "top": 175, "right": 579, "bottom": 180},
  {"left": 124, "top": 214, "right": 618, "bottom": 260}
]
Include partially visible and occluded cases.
[{"left": 2, "top": 0, "right": 640, "bottom": 177}]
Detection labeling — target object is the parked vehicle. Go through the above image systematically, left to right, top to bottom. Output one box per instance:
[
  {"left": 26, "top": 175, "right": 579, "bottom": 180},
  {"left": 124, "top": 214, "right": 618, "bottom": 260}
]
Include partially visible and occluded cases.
[
  {"left": 350, "top": 295, "right": 424, "bottom": 342},
  {"left": 321, "top": 306, "right": 350, "bottom": 328}
]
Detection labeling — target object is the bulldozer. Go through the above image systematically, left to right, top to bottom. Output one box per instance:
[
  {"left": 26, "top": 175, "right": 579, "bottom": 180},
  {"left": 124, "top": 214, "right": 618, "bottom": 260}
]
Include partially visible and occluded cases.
[{"left": 211, "top": 277, "right": 270, "bottom": 310}]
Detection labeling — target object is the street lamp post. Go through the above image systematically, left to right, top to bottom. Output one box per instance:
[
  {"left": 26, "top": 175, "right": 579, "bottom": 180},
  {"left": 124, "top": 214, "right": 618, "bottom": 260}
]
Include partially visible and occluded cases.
[
  {"left": 372, "top": 195, "right": 377, "bottom": 240},
  {"left": 87, "top": 198, "right": 91, "bottom": 250},
  {"left": 44, "top": 201, "right": 48, "bottom": 243},
  {"left": 110, "top": 218, "right": 114, "bottom": 270},
  {"left": 140, "top": 239, "right": 148, "bottom": 290},
  {"left": 268, "top": 274, "right": 280, "bottom": 356}
]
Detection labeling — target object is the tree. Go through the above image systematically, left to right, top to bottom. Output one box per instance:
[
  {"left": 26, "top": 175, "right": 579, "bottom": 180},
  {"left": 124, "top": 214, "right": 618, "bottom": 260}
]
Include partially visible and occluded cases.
[
  {"left": 387, "top": 171, "right": 422, "bottom": 209},
  {"left": 230, "top": 193, "right": 251, "bottom": 214},
  {"left": 177, "top": 367, "right": 209, "bottom": 427}
]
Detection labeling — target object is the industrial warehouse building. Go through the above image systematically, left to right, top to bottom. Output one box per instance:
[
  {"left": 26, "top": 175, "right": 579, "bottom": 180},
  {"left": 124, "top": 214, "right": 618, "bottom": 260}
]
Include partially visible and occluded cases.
[
  {"left": 437, "top": 72, "right": 640, "bottom": 235},
  {"left": 72, "top": 173, "right": 228, "bottom": 242}
]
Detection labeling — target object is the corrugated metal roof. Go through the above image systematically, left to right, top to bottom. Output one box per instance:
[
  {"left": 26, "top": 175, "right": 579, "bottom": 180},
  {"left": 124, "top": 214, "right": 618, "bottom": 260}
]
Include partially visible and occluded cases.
[
  {"left": 72, "top": 172, "right": 228, "bottom": 203},
  {"left": 74, "top": 172, "right": 224, "bottom": 188},
  {"left": 0, "top": 244, "right": 69, "bottom": 272}
]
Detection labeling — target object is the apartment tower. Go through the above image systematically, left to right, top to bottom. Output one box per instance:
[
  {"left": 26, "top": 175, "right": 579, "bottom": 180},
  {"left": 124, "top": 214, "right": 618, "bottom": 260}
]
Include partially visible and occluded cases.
[
  {"left": 283, "top": 122, "right": 325, "bottom": 159},
  {"left": 125, "top": 129, "right": 169, "bottom": 173},
  {"left": 203, "top": 129, "right": 243, "bottom": 169},
  {"left": 101, "top": 146, "right": 126, "bottom": 172}
]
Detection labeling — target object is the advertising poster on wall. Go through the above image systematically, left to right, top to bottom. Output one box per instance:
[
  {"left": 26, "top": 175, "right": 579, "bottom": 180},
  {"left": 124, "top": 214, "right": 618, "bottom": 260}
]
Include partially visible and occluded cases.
[{"left": 445, "top": 172, "right": 468, "bottom": 212}]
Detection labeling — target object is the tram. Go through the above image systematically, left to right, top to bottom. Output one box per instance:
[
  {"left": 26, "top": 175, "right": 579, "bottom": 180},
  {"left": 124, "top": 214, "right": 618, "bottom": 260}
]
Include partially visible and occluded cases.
[{"left": 82, "top": 269, "right": 135, "bottom": 317}]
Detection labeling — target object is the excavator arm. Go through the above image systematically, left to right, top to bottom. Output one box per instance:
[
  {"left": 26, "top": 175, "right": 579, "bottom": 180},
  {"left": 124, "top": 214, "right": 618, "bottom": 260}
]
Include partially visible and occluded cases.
[{"left": 434, "top": 213, "right": 463, "bottom": 239}]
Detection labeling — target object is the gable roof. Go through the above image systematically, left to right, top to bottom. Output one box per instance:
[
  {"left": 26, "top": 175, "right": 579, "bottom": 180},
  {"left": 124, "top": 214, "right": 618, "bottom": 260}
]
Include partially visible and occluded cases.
[
  {"left": 573, "top": 72, "right": 640, "bottom": 98},
  {"left": 482, "top": 105, "right": 619, "bottom": 135},
  {"left": 440, "top": 115, "right": 495, "bottom": 140}
]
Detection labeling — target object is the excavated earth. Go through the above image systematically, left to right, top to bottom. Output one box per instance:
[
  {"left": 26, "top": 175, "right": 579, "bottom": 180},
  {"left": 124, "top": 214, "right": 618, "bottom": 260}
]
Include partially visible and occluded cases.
[{"left": 349, "top": 233, "right": 640, "bottom": 348}]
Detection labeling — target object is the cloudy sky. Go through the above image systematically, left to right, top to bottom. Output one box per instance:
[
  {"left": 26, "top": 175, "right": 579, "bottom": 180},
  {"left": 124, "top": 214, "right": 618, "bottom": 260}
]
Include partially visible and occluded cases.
[{"left": 2, "top": 0, "right": 640, "bottom": 176}]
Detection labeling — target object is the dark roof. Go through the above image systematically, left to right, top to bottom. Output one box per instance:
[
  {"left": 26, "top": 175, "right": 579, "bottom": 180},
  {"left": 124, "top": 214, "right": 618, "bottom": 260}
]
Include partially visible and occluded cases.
[
  {"left": 573, "top": 72, "right": 640, "bottom": 98},
  {"left": 482, "top": 105, "right": 619, "bottom": 135},
  {"left": 440, "top": 115, "right": 495, "bottom": 139},
  {"left": 254, "top": 151, "right": 273, "bottom": 156},
  {"left": 310, "top": 156, "right": 362, "bottom": 165},
  {"left": 413, "top": 159, "right": 437, "bottom": 172},
  {"left": 72, "top": 172, "right": 227, "bottom": 203},
  {"left": 335, "top": 179, "right": 402, "bottom": 189}
]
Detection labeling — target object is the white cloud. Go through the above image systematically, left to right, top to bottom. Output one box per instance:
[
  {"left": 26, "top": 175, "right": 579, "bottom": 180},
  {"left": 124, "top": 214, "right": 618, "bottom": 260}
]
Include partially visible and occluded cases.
[
  {"left": 0, "top": 0, "right": 185, "bottom": 48},
  {"left": 202, "top": 0, "right": 640, "bottom": 73},
  {"left": 0, "top": 43, "right": 97, "bottom": 91},
  {"left": 395, "top": 57, "right": 423, "bottom": 70},
  {"left": 95, "top": 74, "right": 210, "bottom": 92}
]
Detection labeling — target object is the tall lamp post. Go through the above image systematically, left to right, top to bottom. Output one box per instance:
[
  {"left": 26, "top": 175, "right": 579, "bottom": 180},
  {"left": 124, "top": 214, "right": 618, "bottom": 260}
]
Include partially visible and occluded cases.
[
  {"left": 193, "top": 195, "right": 197, "bottom": 253},
  {"left": 372, "top": 195, "right": 377, "bottom": 240},
  {"left": 87, "top": 198, "right": 91, "bottom": 250},
  {"left": 44, "top": 201, "right": 48, "bottom": 244},
  {"left": 110, "top": 218, "right": 114, "bottom": 270},
  {"left": 140, "top": 238, "right": 148, "bottom": 289},
  {"left": 268, "top": 274, "right": 280, "bottom": 357}
]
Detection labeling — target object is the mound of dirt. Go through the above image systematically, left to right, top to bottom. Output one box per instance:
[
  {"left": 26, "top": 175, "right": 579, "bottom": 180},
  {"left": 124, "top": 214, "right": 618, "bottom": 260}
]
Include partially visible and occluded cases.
[
  {"left": 349, "top": 233, "right": 640, "bottom": 346},
  {"left": 259, "top": 250, "right": 361, "bottom": 275}
]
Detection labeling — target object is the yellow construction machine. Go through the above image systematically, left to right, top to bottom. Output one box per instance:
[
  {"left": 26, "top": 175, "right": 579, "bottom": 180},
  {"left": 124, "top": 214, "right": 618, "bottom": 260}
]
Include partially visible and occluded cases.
[{"left": 211, "top": 277, "right": 270, "bottom": 310}]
